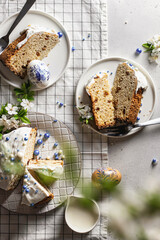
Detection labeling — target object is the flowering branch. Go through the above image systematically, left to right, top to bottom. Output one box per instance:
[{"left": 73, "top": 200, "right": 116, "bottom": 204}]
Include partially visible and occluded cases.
[{"left": 0, "top": 81, "right": 35, "bottom": 139}]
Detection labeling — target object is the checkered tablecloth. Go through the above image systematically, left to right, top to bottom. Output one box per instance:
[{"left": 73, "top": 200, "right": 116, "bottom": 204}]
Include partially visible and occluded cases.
[{"left": 0, "top": 0, "right": 108, "bottom": 239}]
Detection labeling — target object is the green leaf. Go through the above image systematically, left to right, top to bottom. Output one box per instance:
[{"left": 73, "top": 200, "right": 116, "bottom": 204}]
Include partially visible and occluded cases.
[
  {"left": 142, "top": 43, "right": 155, "bottom": 52},
  {"left": 142, "top": 43, "right": 151, "bottom": 49},
  {"left": 13, "top": 80, "right": 35, "bottom": 102},
  {"left": 26, "top": 80, "right": 32, "bottom": 90},
  {"left": 22, "top": 83, "right": 26, "bottom": 91},
  {"left": 14, "top": 88, "right": 24, "bottom": 95},
  {"left": 27, "top": 96, "right": 34, "bottom": 101},
  {"left": 16, "top": 98, "right": 22, "bottom": 103},
  {"left": 0, "top": 105, "right": 8, "bottom": 116},
  {"left": 18, "top": 108, "right": 27, "bottom": 117},
  {"left": 14, "top": 115, "right": 19, "bottom": 120},
  {"left": 79, "top": 115, "right": 93, "bottom": 124},
  {"left": 20, "top": 116, "right": 31, "bottom": 124},
  {"left": 79, "top": 116, "right": 84, "bottom": 122},
  {"left": 0, "top": 126, "right": 4, "bottom": 134},
  {"left": 4, "top": 129, "right": 11, "bottom": 134},
  {"left": 0, "top": 133, "right": 2, "bottom": 140},
  {"left": 35, "top": 170, "right": 58, "bottom": 187},
  {"left": 146, "top": 192, "right": 160, "bottom": 213},
  {"left": 137, "top": 229, "right": 149, "bottom": 240}
]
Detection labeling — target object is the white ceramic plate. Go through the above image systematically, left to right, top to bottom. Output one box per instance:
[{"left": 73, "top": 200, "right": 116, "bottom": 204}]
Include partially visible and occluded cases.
[
  {"left": 0, "top": 10, "right": 71, "bottom": 91},
  {"left": 76, "top": 57, "right": 156, "bottom": 138},
  {"left": 0, "top": 112, "right": 81, "bottom": 214}
]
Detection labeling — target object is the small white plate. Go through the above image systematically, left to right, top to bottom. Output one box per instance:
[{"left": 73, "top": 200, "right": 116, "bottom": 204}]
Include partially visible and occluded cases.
[
  {"left": 0, "top": 10, "right": 71, "bottom": 91},
  {"left": 75, "top": 57, "right": 156, "bottom": 138}
]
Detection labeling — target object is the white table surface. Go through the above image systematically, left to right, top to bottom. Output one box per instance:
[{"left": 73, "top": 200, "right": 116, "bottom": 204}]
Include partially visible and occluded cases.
[{"left": 108, "top": 0, "right": 160, "bottom": 238}]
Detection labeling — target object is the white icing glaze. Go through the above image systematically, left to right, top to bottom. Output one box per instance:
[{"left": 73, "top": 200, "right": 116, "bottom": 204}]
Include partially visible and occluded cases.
[
  {"left": 17, "top": 25, "right": 59, "bottom": 49},
  {"left": 126, "top": 62, "right": 148, "bottom": 91},
  {"left": 134, "top": 68, "right": 148, "bottom": 91},
  {"left": 0, "top": 127, "right": 32, "bottom": 190},
  {"left": 27, "top": 164, "right": 63, "bottom": 179},
  {"left": 0, "top": 169, "right": 15, "bottom": 191},
  {"left": 21, "top": 169, "right": 50, "bottom": 206}
]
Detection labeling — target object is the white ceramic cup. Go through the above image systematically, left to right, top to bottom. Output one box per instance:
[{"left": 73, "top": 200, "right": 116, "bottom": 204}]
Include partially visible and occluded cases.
[{"left": 65, "top": 196, "right": 100, "bottom": 233}]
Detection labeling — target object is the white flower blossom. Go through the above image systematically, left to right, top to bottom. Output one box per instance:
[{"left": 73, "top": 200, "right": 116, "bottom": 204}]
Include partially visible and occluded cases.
[
  {"left": 147, "top": 34, "right": 160, "bottom": 63},
  {"left": 21, "top": 99, "right": 34, "bottom": 110},
  {"left": 5, "top": 103, "right": 18, "bottom": 115},
  {"left": 78, "top": 105, "right": 93, "bottom": 119},
  {"left": 0, "top": 115, "right": 7, "bottom": 126},
  {"left": 0, "top": 115, "right": 20, "bottom": 132},
  {"left": 10, "top": 117, "right": 19, "bottom": 129},
  {"left": 4, "top": 119, "right": 12, "bottom": 131}
]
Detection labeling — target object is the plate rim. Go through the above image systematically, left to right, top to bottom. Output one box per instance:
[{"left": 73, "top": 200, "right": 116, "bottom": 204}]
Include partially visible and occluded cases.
[
  {"left": 0, "top": 9, "right": 71, "bottom": 91},
  {"left": 75, "top": 56, "right": 157, "bottom": 138},
  {"left": 0, "top": 111, "right": 82, "bottom": 214}
]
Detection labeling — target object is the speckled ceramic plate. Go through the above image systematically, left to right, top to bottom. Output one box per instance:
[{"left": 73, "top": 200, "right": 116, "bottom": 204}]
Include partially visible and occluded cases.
[
  {"left": 0, "top": 10, "right": 71, "bottom": 91},
  {"left": 76, "top": 57, "right": 156, "bottom": 138},
  {"left": 0, "top": 112, "right": 81, "bottom": 214}
]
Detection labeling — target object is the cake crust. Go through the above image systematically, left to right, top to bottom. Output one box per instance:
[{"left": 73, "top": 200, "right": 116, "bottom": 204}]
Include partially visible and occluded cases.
[
  {"left": 127, "top": 88, "right": 143, "bottom": 124},
  {"left": 34, "top": 194, "right": 54, "bottom": 206}
]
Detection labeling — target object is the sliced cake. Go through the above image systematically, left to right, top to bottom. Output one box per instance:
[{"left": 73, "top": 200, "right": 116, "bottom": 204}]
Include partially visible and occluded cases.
[
  {"left": 0, "top": 25, "right": 60, "bottom": 78},
  {"left": 111, "top": 62, "right": 143, "bottom": 124},
  {"left": 86, "top": 72, "right": 115, "bottom": 129},
  {"left": 0, "top": 127, "right": 37, "bottom": 190},
  {"left": 27, "top": 159, "right": 64, "bottom": 186},
  {"left": 21, "top": 168, "right": 54, "bottom": 207}
]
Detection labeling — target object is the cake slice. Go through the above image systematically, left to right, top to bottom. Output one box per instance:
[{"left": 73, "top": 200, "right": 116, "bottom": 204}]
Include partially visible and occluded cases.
[
  {"left": 0, "top": 25, "right": 60, "bottom": 78},
  {"left": 111, "top": 63, "right": 143, "bottom": 124},
  {"left": 86, "top": 72, "right": 115, "bottom": 129},
  {"left": 0, "top": 127, "right": 37, "bottom": 190},
  {"left": 27, "top": 159, "right": 64, "bottom": 186},
  {"left": 21, "top": 168, "right": 53, "bottom": 207}
]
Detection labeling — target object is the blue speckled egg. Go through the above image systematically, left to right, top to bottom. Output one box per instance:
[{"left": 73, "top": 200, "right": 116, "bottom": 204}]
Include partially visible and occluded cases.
[{"left": 27, "top": 60, "right": 50, "bottom": 88}]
